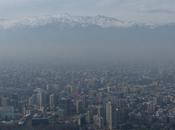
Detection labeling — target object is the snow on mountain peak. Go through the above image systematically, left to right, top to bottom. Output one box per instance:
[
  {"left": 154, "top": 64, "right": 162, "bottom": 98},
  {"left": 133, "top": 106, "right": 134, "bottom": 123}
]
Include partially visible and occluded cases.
[
  {"left": 0, "top": 14, "right": 134, "bottom": 29},
  {"left": 1, "top": 14, "right": 173, "bottom": 29}
]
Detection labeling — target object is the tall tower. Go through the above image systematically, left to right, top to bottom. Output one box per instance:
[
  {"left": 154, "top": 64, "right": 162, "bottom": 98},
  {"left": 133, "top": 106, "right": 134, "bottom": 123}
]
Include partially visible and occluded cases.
[
  {"left": 34, "top": 88, "right": 45, "bottom": 111},
  {"left": 37, "top": 90, "right": 43, "bottom": 110},
  {"left": 49, "top": 94, "right": 55, "bottom": 109},
  {"left": 76, "top": 99, "right": 80, "bottom": 114},
  {"left": 106, "top": 101, "right": 112, "bottom": 130}
]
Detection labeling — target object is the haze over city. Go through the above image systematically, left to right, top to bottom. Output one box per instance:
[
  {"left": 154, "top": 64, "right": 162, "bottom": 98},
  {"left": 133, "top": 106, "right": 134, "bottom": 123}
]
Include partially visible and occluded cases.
[{"left": 0, "top": 1, "right": 175, "bottom": 130}]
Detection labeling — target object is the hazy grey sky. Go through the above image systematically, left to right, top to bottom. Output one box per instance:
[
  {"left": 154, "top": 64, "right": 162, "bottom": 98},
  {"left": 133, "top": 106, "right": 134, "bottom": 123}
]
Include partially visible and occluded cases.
[
  {"left": 0, "top": 0, "right": 175, "bottom": 23},
  {"left": 0, "top": 0, "right": 175, "bottom": 61}
]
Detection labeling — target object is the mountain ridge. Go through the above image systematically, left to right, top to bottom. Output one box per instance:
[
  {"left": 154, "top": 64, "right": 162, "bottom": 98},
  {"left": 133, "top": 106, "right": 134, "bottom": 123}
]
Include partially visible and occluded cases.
[{"left": 0, "top": 14, "right": 174, "bottom": 29}]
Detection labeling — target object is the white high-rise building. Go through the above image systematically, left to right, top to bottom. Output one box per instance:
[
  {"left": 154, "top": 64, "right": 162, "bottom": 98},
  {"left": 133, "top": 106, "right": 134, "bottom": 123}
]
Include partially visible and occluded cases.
[
  {"left": 34, "top": 88, "right": 45, "bottom": 110},
  {"left": 37, "top": 91, "right": 43, "bottom": 110},
  {"left": 106, "top": 101, "right": 112, "bottom": 130}
]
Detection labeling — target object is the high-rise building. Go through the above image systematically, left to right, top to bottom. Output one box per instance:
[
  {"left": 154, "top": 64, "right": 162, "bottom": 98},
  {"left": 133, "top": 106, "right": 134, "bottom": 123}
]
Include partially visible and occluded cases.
[
  {"left": 34, "top": 88, "right": 47, "bottom": 111},
  {"left": 37, "top": 90, "right": 43, "bottom": 110},
  {"left": 49, "top": 94, "right": 55, "bottom": 109},
  {"left": 28, "top": 96, "right": 33, "bottom": 106},
  {"left": 76, "top": 99, "right": 80, "bottom": 114},
  {"left": 106, "top": 101, "right": 112, "bottom": 130},
  {"left": 85, "top": 111, "right": 90, "bottom": 124}
]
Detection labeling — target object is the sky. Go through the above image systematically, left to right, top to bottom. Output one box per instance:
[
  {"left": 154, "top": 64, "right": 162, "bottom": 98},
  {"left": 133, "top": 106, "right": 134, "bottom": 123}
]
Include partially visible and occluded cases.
[
  {"left": 0, "top": 0, "right": 175, "bottom": 23},
  {"left": 0, "top": 0, "right": 175, "bottom": 62}
]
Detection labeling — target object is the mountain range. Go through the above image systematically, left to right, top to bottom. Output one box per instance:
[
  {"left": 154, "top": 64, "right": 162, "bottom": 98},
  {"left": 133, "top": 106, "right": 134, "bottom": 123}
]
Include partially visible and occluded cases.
[
  {"left": 0, "top": 14, "right": 175, "bottom": 61},
  {"left": 0, "top": 14, "right": 173, "bottom": 29}
]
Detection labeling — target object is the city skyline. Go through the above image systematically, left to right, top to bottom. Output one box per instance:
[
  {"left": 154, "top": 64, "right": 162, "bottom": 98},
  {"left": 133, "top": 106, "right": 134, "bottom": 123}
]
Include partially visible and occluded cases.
[{"left": 0, "top": 1, "right": 175, "bottom": 130}]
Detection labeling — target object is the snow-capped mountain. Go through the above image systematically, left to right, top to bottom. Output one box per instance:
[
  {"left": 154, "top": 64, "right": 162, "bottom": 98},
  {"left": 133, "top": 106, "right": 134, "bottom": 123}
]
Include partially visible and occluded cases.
[
  {"left": 0, "top": 14, "right": 138, "bottom": 29},
  {"left": 0, "top": 14, "right": 175, "bottom": 61},
  {"left": 1, "top": 14, "right": 174, "bottom": 29}
]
